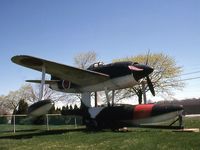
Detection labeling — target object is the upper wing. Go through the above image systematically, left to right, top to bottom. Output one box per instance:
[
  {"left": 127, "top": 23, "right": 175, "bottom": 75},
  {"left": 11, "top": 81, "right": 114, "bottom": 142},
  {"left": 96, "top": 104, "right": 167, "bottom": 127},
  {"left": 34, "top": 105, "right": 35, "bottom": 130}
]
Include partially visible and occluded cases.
[{"left": 11, "top": 55, "right": 110, "bottom": 86}]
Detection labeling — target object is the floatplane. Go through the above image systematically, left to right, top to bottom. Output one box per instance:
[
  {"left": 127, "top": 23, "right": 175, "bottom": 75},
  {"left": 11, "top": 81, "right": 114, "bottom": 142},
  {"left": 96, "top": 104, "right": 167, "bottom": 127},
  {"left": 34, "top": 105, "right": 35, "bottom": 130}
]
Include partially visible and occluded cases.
[{"left": 11, "top": 55, "right": 184, "bottom": 130}]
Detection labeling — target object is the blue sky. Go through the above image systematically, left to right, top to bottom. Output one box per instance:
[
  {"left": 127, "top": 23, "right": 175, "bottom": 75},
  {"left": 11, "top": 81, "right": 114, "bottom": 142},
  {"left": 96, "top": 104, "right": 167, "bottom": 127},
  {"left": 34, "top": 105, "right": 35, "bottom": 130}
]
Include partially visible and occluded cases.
[{"left": 0, "top": 0, "right": 200, "bottom": 100}]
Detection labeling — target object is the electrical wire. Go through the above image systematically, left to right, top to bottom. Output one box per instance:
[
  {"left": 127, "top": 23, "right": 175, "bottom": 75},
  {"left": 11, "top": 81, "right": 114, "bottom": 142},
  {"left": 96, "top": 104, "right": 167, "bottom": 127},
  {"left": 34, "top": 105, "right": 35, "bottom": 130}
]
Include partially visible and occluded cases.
[
  {"left": 181, "top": 71, "right": 200, "bottom": 76},
  {"left": 179, "top": 76, "right": 200, "bottom": 81}
]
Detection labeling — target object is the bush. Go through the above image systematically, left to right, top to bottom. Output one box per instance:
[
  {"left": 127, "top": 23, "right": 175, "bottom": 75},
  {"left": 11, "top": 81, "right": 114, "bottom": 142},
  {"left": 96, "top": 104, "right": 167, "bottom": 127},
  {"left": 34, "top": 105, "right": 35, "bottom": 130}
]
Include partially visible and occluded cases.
[{"left": 0, "top": 116, "right": 8, "bottom": 124}]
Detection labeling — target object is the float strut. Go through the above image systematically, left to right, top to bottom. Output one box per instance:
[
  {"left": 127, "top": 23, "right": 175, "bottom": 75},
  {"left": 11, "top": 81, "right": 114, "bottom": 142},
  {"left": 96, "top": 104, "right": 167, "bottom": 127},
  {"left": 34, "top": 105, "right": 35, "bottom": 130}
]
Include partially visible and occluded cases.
[{"left": 39, "top": 65, "right": 46, "bottom": 100}]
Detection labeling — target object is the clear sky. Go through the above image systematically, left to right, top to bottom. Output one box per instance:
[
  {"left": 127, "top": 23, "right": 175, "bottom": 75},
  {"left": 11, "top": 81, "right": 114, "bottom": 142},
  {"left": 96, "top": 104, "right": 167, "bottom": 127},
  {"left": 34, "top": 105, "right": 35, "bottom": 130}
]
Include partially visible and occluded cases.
[{"left": 0, "top": 0, "right": 200, "bottom": 101}]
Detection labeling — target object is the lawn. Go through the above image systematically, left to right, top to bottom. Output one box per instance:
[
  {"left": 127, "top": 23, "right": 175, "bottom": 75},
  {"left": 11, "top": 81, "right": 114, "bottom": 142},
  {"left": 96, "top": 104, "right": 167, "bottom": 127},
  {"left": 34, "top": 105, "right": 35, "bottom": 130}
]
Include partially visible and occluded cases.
[{"left": 0, "top": 117, "right": 200, "bottom": 150}]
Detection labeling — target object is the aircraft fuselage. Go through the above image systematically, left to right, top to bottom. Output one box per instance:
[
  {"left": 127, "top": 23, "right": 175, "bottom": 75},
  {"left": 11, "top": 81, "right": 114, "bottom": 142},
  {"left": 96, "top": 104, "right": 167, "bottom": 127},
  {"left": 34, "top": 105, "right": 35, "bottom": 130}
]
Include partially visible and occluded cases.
[{"left": 50, "top": 61, "right": 153, "bottom": 93}]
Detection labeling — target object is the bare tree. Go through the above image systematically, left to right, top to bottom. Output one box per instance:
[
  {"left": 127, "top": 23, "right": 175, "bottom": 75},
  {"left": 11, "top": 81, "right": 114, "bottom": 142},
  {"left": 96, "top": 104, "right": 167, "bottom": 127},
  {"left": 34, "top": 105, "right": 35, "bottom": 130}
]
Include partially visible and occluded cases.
[
  {"left": 74, "top": 51, "right": 97, "bottom": 69},
  {"left": 2, "top": 84, "right": 35, "bottom": 113},
  {"left": 32, "top": 84, "right": 57, "bottom": 102},
  {"left": 0, "top": 96, "right": 9, "bottom": 114}
]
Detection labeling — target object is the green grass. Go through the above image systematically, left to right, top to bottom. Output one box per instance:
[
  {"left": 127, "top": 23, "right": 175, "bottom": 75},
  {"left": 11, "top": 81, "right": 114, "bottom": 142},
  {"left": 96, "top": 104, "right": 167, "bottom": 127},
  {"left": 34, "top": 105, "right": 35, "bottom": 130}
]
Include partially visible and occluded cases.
[{"left": 0, "top": 118, "right": 200, "bottom": 150}]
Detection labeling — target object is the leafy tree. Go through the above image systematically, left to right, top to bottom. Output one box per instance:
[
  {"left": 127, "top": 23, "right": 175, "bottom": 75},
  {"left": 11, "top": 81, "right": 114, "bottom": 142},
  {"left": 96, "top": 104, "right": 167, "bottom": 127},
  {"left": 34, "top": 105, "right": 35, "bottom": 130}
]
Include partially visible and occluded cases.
[
  {"left": 113, "top": 52, "right": 184, "bottom": 103},
  {"left": 13, "top": 99, "right": 28, "bottom": 124},
  {"left": 16, "top": 99, "right": 28, "bottom": 114},
  {"left": 74, "top": 104, "right": 79, "bottom": 110},
  {"left": 69, "top": 105, "right": 73, "bottom": 110},
  {"left": 61, "top": 106, "right": 66, "bottom": 114},
  {"left": 56, "top": 108, "right": 61, "bottom": 114},
  {"left": 0, "top": 116, "right": 8, "bottom": 124}
]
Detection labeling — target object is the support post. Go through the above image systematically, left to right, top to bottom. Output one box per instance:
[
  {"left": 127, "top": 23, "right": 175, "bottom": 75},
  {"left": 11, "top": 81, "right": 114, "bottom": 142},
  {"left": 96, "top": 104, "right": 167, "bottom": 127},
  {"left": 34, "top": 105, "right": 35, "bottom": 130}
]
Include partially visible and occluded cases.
[
  {"left": 39, "top": 65, "right": 46, "bottom": 100},
  {"left": 142, "top": 81, "right": 147, "bottom": 104},
  {"left": 105, "top": 88, "right": 110, "bottom": 107},
  {"left": 111, "top": 90, "right": 115, "bottom": 106},
  {"left": 81, "top": 92, "right": 91, "bottom": 107},
  {"left": 94, "top": 92, "right": 98, "bottom": 107},
  {"left": 46, "top": 114, "right": 49, "bottom": 131},
  {"left": 179, "top": 114, "right": 184, "bottom": 128},
  {"left": 13, "top": 115, "right": 15, "bottom": 133},
  {"left": 75, "top": 117, "right": 77, "bottom": 128}
]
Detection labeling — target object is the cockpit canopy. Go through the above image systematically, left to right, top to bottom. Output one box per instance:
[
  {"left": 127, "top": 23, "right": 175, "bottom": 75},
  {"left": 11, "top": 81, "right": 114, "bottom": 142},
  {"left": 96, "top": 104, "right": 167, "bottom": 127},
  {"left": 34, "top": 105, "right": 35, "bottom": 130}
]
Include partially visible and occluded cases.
[{"left": 87, "top": 62, "right": 105, "bottom": 70}]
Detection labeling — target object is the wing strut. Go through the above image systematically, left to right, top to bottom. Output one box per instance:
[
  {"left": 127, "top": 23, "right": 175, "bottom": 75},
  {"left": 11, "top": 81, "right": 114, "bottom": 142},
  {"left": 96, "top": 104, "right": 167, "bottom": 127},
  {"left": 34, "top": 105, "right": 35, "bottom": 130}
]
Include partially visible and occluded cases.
[
  {"left": 39, "top": 65, "right": 46, "bottom": 100},
  {"left": 105, "top": 88, "right": 110, "bottom": 107},
  {"left": 104, "top": 89, "right": 115, "bottom": 107},
  {"left": 111, "top": 90, "right": 115, "bottom": 106},
  {"left": 94, "top": 92, "right": 98, "bottom": 107}
]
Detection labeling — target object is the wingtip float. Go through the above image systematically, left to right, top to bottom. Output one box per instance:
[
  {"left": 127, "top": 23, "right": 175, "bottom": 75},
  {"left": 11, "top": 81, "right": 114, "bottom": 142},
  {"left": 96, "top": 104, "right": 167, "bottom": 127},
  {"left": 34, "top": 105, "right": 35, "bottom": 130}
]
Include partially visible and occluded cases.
[{"left": 28, "top": 99, "right": 54, "bottom": 117}]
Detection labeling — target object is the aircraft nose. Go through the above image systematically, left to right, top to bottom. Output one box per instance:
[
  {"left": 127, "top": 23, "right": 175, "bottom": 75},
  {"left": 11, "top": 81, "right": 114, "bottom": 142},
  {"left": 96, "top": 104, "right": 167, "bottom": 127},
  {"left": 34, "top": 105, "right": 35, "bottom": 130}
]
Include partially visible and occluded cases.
[
  {"left": 131, "top": 64, "right": 154, "bottom": 81},
  {"left": 142, "top": 65, "right": 154, "bottom": 76},
  {"left": 151, "top": 104, "right": 184, "bottom": 116}
]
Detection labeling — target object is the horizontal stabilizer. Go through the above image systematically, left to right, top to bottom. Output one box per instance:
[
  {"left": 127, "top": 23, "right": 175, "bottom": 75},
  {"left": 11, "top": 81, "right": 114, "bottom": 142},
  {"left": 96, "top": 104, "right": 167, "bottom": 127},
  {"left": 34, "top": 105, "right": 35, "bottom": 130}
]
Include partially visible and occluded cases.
[{"left": 26, "top": 80, "right": 60, "bottom": 84}]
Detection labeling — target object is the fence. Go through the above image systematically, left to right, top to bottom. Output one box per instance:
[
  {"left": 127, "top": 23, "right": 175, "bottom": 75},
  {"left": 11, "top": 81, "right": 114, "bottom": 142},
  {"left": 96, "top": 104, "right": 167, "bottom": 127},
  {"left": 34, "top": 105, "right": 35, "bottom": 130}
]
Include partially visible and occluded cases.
[{"left": 0, "top": 114, "right": 82, "bottom": 133}]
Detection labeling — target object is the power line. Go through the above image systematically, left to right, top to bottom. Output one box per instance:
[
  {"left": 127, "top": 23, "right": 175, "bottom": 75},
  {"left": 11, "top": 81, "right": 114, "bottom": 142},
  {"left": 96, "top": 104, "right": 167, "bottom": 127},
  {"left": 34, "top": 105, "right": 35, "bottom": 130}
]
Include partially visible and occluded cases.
[
  {"left": 165, "top": 70, "right": 200, "bottom": 79},
  {"left": 181, "top": 71, "right": 200, "bottom": 76},
  {"left": 162, "top": 76, "right": 200, "bottom": 84},
  {"left": 180, "top": 76, "right": 200, "bottom": 82}
]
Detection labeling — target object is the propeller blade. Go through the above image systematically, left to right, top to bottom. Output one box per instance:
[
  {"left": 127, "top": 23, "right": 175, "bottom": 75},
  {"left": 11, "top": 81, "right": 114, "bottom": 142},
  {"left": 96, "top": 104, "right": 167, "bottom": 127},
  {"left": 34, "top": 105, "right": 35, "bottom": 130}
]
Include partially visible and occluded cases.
[
  {"left": 145, "top": 50, "right": 150, "bottom": 65},
  {"left": 146, "top": 76, "right": 155, "bottom": 96}
]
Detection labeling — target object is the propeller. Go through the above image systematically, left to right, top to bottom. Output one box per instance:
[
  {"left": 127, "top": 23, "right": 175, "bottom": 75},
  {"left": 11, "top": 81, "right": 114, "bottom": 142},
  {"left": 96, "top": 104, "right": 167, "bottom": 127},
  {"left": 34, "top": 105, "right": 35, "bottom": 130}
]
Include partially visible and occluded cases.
[{"left": 145, "top": 50, "right": 155, "bottom": 96}]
